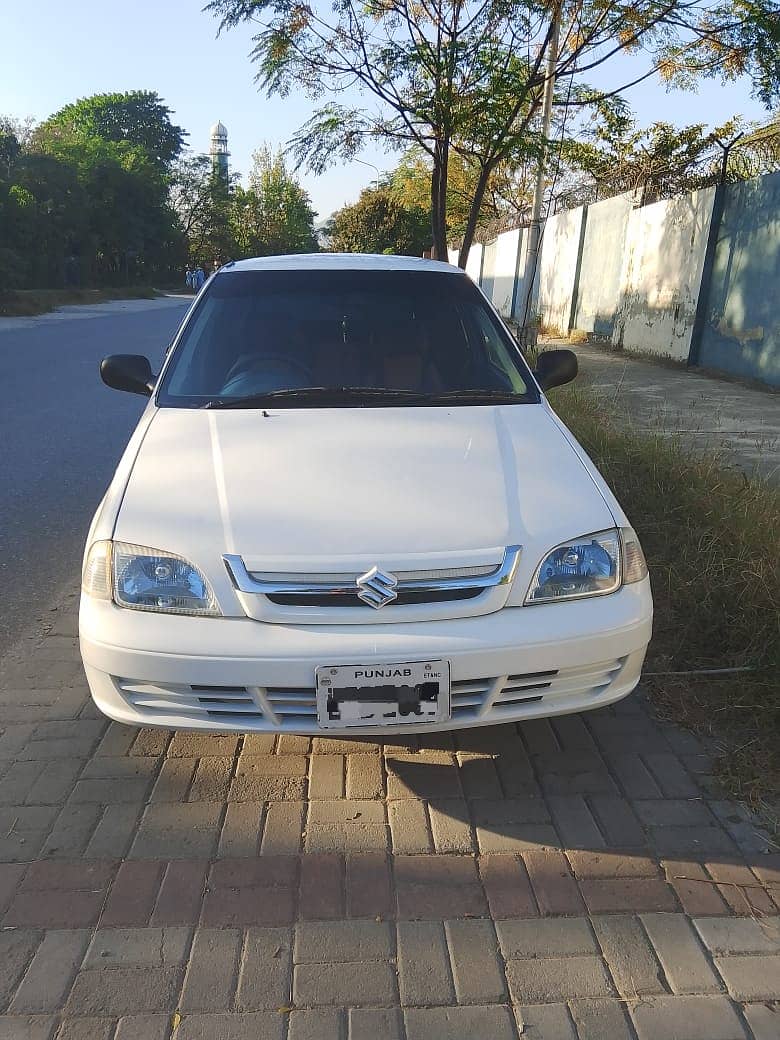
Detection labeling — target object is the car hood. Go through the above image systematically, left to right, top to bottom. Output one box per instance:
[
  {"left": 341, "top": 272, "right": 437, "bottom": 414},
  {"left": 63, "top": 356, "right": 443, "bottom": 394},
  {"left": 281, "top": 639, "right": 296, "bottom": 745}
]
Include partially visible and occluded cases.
[{"left": 114, "top": 403, "right": 616, "bottom": 583}]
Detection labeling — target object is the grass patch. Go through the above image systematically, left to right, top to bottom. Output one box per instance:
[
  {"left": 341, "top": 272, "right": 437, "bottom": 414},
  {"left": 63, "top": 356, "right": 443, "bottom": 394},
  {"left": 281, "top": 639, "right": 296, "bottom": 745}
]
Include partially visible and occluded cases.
[
  {"left": 0, "top": 285, "right": 158, "bottom": 317},
  {"left": 550, "top": 383, "right": 780, "bottom": 830}
]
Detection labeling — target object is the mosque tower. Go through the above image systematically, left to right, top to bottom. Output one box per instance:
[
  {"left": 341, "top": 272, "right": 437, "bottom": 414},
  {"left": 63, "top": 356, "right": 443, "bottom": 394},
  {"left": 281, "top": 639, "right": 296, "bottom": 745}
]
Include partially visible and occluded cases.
[{"left": 209, "top": 121, "right": 229, "bottom": 181}]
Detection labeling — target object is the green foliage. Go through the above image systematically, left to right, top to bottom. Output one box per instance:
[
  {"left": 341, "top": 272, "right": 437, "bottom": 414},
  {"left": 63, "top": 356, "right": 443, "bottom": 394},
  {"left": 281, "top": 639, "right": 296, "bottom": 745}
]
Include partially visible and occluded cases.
[
  {"left": 37, "top": 91, "right": 186, "bottom": 170},
  {"left": 0, "top": 92, "right": 187, "bottom": 292},
  {"left": 558, "top": 115, "right": 780, "bottom": 206},
  {"left": 170, "top": 145, "right": 319, "bottom": 265},
  {"left": 230, "top": 147, "right": 319, "bottom": 257},
  {"left": 390, "top": 148, "right": 533, "bottom": 241},
  {"left": 170, "top": 152, "right": 240, "bottom": 264},
  {"left": 327, "top": 185, "right": 430, "bottom": 256}
]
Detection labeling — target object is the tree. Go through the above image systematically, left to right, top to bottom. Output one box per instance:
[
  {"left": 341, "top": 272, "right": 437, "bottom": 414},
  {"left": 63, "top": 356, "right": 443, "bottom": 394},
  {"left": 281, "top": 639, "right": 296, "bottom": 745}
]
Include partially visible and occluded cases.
[
  {"left": 207, "top": 0, "right": 780, "bottom": 266},
  {"left": 37, "top": 91, "right": 186, "bottom": 170},
  {"left": 2, "top": 92, "right": 188, "bottom": 288},
  {"left": 558, "top": 115, "right": 780, "bottom": 206},
  {"left": 0, "top": 122, "right": 26, "bottom": 291},
  {"left": 35, "top": 126, "right": 183, "bottom": 284},
  {"left": 231, "top": 147, "right": 318, "bottom": 256},
  {"left": 391, "top": 148, "right": 535, "bottom": 243},
  {"left": 0, "top": 151, "right": 89, "bottom": 289},
  {"left": 170, "top": 152, "right": 239, "bottom": 263},
  {"left": 170, "top": 153, "right": 217, "bottom": 241},
  {"left": 327, "top": 185, "right": 430, "bottom": 255}
]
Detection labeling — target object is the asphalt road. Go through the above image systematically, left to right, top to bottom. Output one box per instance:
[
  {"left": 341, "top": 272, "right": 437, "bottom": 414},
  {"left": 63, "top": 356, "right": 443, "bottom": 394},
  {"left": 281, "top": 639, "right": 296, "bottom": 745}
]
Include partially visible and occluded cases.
[{"left": 0, "top": 295, "right": 191, "bottom": 654}]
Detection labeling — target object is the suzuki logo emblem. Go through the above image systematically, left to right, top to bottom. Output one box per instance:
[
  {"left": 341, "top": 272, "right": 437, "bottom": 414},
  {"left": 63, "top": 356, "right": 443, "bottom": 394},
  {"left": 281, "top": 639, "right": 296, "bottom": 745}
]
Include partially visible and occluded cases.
[{"left": 356, "top": 566, "right": 398, "bottom": 609}]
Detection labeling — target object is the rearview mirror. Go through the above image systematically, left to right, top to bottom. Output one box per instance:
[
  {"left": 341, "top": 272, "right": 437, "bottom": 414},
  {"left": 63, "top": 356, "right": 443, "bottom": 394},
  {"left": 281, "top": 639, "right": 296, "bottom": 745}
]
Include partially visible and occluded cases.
[
  {"left": 534, "top": 349, "right": 578, "bottom": 391},
  {"left": 100, "top": 354, "right": 155, "bottom": 396}
]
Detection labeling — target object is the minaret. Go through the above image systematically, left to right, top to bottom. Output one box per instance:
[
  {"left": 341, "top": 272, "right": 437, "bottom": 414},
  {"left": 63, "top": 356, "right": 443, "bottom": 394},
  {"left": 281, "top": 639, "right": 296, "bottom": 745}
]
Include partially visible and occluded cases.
[{"left": 209, "top": 121, "right": 229, "bottom": 182}]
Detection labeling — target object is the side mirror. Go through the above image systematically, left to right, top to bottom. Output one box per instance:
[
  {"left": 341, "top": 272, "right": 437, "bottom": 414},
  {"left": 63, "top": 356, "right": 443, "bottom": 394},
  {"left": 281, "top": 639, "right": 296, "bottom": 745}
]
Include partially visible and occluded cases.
[
  {"left": 534, "top": 348, "right": 578, "bottom": 391},
  {"left": 100, "top": 354, "right": 155, "bottom": 396}
]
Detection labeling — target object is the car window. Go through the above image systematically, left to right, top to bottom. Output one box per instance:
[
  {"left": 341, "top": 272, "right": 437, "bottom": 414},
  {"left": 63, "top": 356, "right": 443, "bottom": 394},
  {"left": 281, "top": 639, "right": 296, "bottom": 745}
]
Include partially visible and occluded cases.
[
  {"left": 157, "top": 268, "right": 539, "bottom": 406},
  {"left": 466, "top": 302, "right": 528, "bottom": 394}
]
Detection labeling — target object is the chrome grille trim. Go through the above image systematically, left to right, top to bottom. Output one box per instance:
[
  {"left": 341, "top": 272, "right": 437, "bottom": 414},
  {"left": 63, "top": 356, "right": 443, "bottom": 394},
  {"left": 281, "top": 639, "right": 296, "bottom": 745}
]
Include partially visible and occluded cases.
[
  {"left": 223, "top": 546, "right": 521, "bottom": 601},
  {"left": 247, "top": 564, "right": 499, "bottom": 583}
]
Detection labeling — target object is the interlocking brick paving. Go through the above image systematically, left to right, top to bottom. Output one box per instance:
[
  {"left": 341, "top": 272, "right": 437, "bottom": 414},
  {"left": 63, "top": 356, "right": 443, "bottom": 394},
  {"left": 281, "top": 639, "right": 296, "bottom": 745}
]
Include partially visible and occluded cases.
[{"left": 0, "top": 589, "right": 777, "bottom": 1038}]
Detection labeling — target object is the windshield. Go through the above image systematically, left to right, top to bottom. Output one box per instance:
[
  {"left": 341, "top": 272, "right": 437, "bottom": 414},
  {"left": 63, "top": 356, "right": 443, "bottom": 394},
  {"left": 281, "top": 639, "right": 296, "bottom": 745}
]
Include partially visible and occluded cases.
[{"left": 157, "top": 268, "right": 539, "bottom": 407}]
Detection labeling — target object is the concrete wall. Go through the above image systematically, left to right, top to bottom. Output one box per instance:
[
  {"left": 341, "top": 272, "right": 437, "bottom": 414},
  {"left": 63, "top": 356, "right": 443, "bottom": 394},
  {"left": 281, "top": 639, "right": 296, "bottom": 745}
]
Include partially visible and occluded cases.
[
  {"left": 450, "top": 171, "right": 777, "bottom": 386},
  {"left": 698, "top": 172, "right": 780, "bottom": 387},
  {"left": 612, "top": 187, "right": 715, "bottom": 361},
  {"left": 573, "top": 193, "right": 632, "bottom": 338},
  {"left": 537, "top": 206, "right": 586, "bottom": 335},
  {"left": 511, "top": 228, "right": 538, "bottom": 324},
  {"left": 488, "top": 229, "right": 522, "bottom": 318},
  {"left": 480, "top": 239, "right": 498, "bottom": 301},
  {"left": 465, "top": 242, "right": 483, "bottom": 285}
]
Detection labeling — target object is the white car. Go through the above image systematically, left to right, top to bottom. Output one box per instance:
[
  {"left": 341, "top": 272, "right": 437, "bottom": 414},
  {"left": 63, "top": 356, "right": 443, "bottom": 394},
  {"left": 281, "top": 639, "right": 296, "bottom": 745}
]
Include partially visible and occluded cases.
[{"left": 80, "top": 254, "right": 652, "bottom": 734}]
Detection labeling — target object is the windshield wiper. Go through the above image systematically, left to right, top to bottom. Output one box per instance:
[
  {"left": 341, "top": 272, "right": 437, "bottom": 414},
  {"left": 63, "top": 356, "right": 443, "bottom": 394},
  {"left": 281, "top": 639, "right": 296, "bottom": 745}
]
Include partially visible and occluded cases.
[
  {"left": 202, "top": 386, "right": 525, "bottom": 409},
  {"left": 203, "top": 387, "right": 428, "bottom": 408},
  {"left": 424, "top": 389, "right": 524, "bottom": 403}
]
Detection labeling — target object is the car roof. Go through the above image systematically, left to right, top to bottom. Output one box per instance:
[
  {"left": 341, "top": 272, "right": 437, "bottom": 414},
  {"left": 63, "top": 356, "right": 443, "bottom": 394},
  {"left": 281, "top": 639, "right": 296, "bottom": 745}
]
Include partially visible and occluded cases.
[{"left": 222, "top": 254, "right": 462, "bottom": 275}]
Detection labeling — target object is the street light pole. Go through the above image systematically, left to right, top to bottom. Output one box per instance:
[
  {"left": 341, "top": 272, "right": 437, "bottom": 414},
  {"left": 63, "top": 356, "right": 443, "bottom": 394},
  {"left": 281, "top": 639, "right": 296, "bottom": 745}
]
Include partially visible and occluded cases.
[
  {"left": 518, "top": 12, "right": 560, "bottom": 346},
  {"left": 353, "top": 157, "right": 382, "bottom": 191}
]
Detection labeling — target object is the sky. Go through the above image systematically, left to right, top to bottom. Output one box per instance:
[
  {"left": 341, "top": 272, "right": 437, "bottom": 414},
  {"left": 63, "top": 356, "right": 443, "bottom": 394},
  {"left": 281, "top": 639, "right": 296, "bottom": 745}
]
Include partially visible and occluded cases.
[{"left": 0, "top": 1, "right": 771, "bottom": 219}]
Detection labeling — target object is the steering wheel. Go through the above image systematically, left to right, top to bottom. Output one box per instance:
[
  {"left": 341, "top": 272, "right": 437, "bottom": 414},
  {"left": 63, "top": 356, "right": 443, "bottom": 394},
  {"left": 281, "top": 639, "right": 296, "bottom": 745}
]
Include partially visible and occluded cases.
[{"left": 221, "top": 353, "right": 315, "bottom": 395}]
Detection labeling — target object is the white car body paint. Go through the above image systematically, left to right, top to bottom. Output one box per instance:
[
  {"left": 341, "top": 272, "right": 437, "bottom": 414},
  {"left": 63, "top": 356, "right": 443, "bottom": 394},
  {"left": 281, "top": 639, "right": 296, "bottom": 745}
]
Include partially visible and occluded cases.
[{"left": 80, "top": 254, "right": 652, "bottom": 734}]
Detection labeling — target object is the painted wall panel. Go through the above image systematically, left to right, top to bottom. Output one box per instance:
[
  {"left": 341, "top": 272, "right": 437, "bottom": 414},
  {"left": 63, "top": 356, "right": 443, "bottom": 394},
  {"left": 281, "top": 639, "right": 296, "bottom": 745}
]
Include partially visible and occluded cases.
[
  {"left": 698, "top": 172, "right": 780, "bottom": 387},
  {"left": 613, "top": 187, "right": 715, "bottom": 361},
  {"left": 574, "top": 193, "right": 632, "bottom": 337},
  {"left": 538, "top": 207, "right": 586, "bottom": 334},
  {"left": 511, "top": 228, "right": 536, "bottom": 323},
  {"left": 489, "top": 229, "right": 522, "bottom": 317},
  {"left": 481, "top": 239, "right": 498, "bottom": 299},
  {"left": 465, "top": 242, "right": 484, "bottom": 285}
]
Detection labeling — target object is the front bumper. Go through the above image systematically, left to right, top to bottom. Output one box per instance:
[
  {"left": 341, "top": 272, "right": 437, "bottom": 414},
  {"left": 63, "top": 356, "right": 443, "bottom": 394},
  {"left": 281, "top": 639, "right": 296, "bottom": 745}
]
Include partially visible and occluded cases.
[{"left": 79, "top": 579, "right": 652, "bottom": 734}]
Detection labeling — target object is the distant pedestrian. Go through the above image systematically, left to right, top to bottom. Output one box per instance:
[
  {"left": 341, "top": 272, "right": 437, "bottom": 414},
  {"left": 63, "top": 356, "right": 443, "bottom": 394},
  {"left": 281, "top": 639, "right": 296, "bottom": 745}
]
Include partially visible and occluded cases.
[
  {"left": 212, "top": 258, "right": 221, "bottom": 275},
  {"left": 193, "top": 266, "right": 206, "bottom": 291},
  {"left": 185, "top": 267, "right": 193, "bottom": 291}
]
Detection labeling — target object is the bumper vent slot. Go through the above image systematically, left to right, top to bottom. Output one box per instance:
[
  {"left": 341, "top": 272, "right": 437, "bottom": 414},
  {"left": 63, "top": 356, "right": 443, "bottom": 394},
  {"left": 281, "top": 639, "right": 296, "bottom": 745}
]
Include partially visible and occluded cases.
[
  {"left": 450, "top": 678, "right": 491, "bottom": 715},
  {"left": 116, "top": 679, "right": 264, "bottom": 719},
  {"left": 266, "top": 687, "right": 318, "bottom": 725}
]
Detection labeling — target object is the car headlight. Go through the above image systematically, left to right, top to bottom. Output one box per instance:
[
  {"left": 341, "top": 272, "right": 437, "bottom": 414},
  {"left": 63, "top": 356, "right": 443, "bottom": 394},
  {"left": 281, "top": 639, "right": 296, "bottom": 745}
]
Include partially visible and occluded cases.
[
  {"left": 526, "top": 529, "right": 622, "bottom": 603},
  {"left": 82, "top": 540, "right": 220, "bottom": 616}
]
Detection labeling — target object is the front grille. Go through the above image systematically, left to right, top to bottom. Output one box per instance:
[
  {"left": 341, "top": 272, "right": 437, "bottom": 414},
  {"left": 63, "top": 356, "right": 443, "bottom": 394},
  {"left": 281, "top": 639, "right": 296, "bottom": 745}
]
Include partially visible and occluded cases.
[
  {"left": 223, "top": 547, "right": 521, "bottom": 619},
  {"left": 267, "top": 588, "right": 483, "bottom": 607}
]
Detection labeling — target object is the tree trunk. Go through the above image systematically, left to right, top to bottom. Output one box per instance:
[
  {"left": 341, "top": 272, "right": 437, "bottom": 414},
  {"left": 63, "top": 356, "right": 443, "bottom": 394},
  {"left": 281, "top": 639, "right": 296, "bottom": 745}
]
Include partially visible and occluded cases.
[
  {"left": 430, "top": 141, "right": 450, "bottom": 261},
  {"left": 457, "top": 164, "right": 491, "bottom": 269}
]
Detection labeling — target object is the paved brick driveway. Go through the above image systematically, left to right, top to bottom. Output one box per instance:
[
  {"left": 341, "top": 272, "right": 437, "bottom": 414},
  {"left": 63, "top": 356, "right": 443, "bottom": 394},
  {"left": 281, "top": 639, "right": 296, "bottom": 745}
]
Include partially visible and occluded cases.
[{"left": 0, "top": 590, "right": 778, "bottom": 1040}]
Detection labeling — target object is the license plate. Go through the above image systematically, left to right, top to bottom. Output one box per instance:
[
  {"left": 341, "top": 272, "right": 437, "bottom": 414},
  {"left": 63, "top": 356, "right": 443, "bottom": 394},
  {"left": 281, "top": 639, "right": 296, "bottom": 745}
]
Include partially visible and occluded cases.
[{"left": 315, "top": 660, "right": 450, "bottom": 728}]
